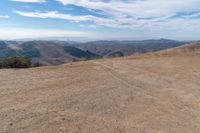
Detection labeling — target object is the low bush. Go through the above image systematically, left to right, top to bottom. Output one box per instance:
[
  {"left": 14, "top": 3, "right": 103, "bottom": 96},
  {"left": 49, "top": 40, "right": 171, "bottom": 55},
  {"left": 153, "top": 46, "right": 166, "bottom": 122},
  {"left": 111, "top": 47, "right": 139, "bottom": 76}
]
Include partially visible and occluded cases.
[{"left": 0, "top": 56, "right": 31, "bottom": 69}]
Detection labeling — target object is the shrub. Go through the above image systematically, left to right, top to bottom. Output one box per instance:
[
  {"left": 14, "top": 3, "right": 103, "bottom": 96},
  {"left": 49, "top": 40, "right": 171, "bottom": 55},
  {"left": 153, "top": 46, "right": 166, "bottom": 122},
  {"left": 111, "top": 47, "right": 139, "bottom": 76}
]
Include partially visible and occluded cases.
[{"left": 0, "top": 56, "right": 31, "bottom": 68}]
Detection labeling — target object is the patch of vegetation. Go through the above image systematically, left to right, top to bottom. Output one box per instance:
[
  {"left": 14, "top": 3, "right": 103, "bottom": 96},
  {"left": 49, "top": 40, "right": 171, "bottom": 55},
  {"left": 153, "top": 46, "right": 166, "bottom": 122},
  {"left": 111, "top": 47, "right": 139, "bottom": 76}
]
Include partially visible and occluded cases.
[
  {"left": 0, "top": 41, "right": 17, "bottom": 59},
  {"left": 18, "top": 42, "right": 40, "bottom": 59},
  {"left": 64, "top": 46, "right": 99, "bottom": 59},
  {"left": 0, "top": 49, "right": 17, "bottom": 59},
  {"left": 0, "top": 56, "right": 31, "bottom": 69}
]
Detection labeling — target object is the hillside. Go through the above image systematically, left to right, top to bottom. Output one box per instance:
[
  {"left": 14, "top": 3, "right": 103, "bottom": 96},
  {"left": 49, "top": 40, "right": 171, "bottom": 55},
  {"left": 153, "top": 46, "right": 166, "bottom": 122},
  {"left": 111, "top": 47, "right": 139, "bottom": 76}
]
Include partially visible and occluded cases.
[
  {"left": 0, "top": 39, "right": 188, "bottom": 65},
  {"left": 72, "top": 39, "right": 186, "bottom": 56},
  {"left": 0, "top": 41, "right": 99, "bottom": 65},
  {"left": 0, "top": 41, "right": 17, "bottom": 59},
  {"left": 30, "top": 41, "right": 99, "bottom": 65},
  {"left": 149, "top": 41, "right": 200, "bottom": 57},
  {"left": 165, "top": 41, "right": 200, "bottom": 54},
  {"left": 0, "top": 42, "right": 200, "bottom": 133}
]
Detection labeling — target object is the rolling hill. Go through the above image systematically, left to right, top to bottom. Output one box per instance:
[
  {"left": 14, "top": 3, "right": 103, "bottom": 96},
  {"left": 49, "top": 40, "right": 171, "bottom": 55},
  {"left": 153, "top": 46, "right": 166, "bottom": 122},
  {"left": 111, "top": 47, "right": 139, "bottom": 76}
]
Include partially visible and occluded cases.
[
  {"left": 0, "top": 39, "right": 188, "bottom": 65},
  {"left": 71, "top": 39, "right": 186, "bottom": 56},
  {"left": 0, "top": 41, "right": 200, "bottom": 133},
  {"left": 1, "top": 41, "right": 99, "bottom": 65},
  {"left": 147, "top": 41, "right": 200, "bottom": 57},
  {"left": 165, "top": 41, "right": 200, "bottom": 54}
]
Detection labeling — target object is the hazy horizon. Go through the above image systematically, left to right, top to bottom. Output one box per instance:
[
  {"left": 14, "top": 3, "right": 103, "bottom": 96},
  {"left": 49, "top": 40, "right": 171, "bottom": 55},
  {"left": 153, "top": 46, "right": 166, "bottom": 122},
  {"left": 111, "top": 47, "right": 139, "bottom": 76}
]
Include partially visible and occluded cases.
[{"left": 0, "top": 37, "right": 195, "bottom": 43}]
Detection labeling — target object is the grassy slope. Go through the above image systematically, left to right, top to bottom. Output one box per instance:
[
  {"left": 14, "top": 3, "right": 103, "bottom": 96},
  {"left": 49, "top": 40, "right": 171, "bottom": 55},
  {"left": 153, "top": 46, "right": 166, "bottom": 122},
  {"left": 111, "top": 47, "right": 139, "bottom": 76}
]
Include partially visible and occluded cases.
[{"left": 0, "top": 42, "right": 200, "bottom": 133}]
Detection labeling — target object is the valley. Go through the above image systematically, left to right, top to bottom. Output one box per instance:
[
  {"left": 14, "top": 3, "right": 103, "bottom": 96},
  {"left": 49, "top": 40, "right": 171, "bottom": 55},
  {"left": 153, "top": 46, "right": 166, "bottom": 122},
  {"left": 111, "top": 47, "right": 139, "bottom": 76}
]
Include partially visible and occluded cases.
[{"left": 0, "top": 39, "right": 187, "bottom": 66}]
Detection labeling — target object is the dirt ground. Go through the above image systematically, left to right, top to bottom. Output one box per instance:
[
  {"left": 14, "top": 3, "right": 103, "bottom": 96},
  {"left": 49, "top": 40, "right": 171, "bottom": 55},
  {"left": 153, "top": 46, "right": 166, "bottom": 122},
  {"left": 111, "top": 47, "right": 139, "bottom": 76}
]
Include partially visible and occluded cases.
[{"left": 0, "top": 53, "right": 200, "bottom": 133}]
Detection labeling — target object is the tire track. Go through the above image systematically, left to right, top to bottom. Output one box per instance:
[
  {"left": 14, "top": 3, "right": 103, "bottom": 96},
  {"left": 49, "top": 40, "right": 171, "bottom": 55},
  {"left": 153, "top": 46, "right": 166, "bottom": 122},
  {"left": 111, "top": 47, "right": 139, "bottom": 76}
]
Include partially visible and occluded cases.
[{"left": 94, "top": 61, "right": 158, "bottom": 98}]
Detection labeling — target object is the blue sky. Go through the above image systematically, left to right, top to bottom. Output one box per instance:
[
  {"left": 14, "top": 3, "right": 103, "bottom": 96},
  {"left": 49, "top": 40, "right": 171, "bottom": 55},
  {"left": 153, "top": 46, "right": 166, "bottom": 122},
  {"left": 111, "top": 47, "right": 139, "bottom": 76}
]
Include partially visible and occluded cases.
[{"left": 0, "top": 0, "right": 200, "bottom": 40}]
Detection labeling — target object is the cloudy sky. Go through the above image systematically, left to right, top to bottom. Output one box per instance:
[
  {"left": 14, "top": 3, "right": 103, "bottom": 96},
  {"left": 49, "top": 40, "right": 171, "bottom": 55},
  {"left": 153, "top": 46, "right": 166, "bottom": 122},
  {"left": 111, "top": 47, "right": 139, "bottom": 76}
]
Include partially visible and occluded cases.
[{"left": 0, "top": 0, "right": 200, "bottom": 40}]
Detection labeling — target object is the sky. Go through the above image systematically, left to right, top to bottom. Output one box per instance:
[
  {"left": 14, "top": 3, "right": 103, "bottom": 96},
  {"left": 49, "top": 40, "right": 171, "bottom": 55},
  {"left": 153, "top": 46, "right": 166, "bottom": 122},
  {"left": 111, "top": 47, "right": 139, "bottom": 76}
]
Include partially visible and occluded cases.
[{"left": 0, "top": 0, "right": 200, "bottom": 40}]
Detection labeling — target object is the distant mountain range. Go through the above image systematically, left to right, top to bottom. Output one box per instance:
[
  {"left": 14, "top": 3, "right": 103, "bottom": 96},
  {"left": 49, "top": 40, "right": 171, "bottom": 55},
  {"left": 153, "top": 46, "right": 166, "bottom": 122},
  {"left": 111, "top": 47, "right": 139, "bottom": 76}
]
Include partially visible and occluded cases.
[{"left": 0, "top": 39, "right": 189, "bottom": 65}]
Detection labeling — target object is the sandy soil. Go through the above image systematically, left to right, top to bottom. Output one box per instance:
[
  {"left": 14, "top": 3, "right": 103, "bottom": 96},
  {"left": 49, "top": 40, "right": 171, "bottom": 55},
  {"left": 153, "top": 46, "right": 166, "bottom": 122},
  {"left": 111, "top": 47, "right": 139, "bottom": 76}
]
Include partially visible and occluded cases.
[{"left": 0, "top": 53, "right": 200, "bottom": 133}]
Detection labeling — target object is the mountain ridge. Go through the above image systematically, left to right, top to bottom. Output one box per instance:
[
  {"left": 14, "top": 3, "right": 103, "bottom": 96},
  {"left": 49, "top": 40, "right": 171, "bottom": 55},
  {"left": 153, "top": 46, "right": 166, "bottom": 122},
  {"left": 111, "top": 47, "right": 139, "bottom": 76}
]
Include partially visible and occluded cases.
[{"left": 0, "top": 39, "right": 189, "bottom": 65}]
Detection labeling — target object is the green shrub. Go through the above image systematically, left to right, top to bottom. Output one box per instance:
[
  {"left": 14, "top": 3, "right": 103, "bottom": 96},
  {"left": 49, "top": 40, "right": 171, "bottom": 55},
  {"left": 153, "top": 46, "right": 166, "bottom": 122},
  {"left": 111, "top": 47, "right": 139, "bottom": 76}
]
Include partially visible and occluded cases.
[{"left": 0, "top": 56, "right": 31, "bottom": 68}]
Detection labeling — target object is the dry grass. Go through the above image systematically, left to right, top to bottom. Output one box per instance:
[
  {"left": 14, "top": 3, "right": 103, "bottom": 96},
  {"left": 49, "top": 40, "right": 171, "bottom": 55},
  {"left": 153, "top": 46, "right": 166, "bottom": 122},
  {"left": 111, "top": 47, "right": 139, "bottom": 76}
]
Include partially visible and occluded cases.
[{"left": 0, "top": 43, "right": 200, "bottom": 133}]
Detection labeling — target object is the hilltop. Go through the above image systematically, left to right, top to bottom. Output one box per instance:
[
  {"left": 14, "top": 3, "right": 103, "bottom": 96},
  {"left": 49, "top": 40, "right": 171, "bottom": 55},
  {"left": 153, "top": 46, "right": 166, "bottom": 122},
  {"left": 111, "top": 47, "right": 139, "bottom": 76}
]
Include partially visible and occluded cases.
[{"left": 0, "top": 41, "right": 200, "bottom": 133}]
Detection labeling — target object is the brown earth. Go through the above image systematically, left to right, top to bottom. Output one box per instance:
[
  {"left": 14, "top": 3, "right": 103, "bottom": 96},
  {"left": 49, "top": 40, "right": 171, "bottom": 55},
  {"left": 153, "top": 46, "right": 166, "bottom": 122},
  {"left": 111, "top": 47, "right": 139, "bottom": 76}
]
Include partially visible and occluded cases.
[{"left": 0, "top": 42, "right": 200, "bottom": 133}]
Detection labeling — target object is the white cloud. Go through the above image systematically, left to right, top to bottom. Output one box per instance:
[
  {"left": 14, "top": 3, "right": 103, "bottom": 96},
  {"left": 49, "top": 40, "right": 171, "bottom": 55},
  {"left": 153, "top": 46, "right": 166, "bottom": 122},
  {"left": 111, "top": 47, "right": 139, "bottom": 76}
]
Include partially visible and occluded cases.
[
  {"left": 11, "top": 0, "right": 46, "bottom": 3},
  {"left": 14, "top": 0, "right": 200, "bottom": 32},
  {"left": 55, "top": 0, "right": 200, "bottom": 28},
  {"left": 57, "top": 0, "right": 200, "bottom": 18},
  {"left": 16, "top": 10, "right": 200, "bottom": 30},
  {"left": 15, "top": 11, "right": 99, "bottom": 21},
  {"left": 15, "top": 11, "right": 122, "bottom": 28},
  {"left": 0, "top": 15, "right": 9, "bottom": 18},
  {"left": 80, "top": 24, "right": 98, "bottom": 28},
  {"left": 0, "top": 28, "right": 87, "bottom": 39}
]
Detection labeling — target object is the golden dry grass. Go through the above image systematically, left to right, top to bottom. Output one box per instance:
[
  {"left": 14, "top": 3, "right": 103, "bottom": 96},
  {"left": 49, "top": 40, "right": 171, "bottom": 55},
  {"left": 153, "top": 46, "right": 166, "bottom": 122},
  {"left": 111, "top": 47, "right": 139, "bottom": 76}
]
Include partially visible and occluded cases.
[{"left": 0, "top": 43, "right": 200, "bottom": 133}]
